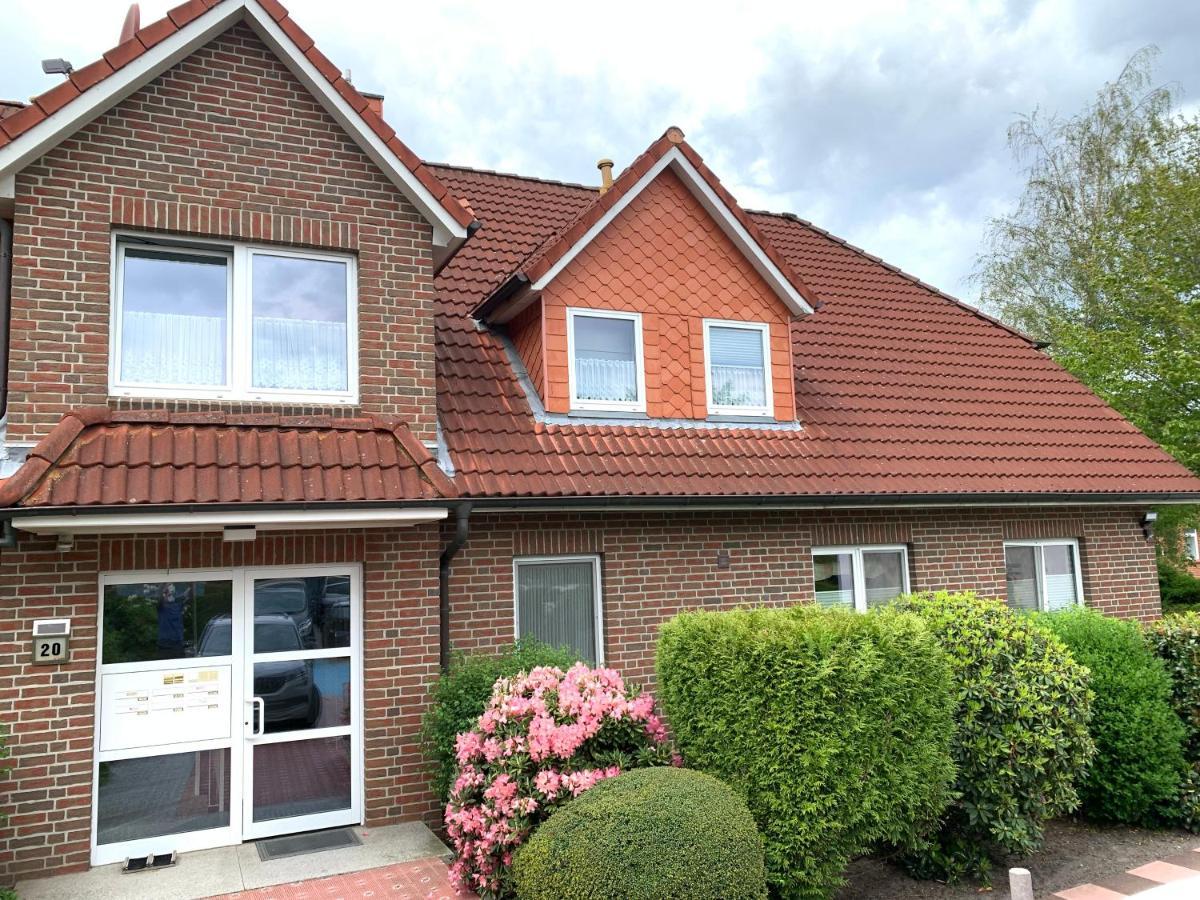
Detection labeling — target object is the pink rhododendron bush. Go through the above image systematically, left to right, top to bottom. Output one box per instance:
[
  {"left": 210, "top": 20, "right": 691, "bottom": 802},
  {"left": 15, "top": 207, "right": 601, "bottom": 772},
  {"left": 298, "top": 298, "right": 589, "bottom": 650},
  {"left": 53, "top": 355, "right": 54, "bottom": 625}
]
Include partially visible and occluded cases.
[{"left": 445, "top": 662, "right": 677, "bottom": 898}]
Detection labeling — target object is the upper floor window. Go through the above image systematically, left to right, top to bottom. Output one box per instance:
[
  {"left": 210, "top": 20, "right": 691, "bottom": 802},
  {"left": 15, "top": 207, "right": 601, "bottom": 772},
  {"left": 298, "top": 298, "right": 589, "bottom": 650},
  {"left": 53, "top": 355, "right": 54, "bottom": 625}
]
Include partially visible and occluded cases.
[
  {"left": 111, "top": 236, "right": 357, "bottom": 404},
  {"left": 566, "top": 308, "right": 645, "bottom": 413},
  {"left": 704, "top": 319, "right": 772, "bottom": 417},
  {"left": 1004, "top": 539, "right": 1082, "bottom": 611},
  {"left": 813, "top": 545, "right": 909, "bottom": 612}
]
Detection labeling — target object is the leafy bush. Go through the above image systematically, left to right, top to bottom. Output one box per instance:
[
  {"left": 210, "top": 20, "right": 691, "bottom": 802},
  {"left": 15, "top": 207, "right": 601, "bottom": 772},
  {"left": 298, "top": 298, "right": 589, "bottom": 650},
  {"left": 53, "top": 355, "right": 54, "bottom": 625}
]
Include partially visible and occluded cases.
[
  {"left": 1159, "top": 560, "right": 1200, "bottom": 614},
  {"left": 891, "top": 592, "right": 1094, "bottom": 882},
  {"left": 657, "top": 605, "right": 956, "bottom": 899},
  {"left": 1035, "top": 607, "right": 1185, "bottom": 824},
  {"left": 1145, "top": 612, "right": 1200, "bottom": 829},
  {"left": 423, "top": 639, "right": 578, "bottom": 802},
  {"left": 445, "top": 663, "right": 675, "bottom": 898},
  {"left": 512, "top": 767, "right": 768, "bottom": 900}
]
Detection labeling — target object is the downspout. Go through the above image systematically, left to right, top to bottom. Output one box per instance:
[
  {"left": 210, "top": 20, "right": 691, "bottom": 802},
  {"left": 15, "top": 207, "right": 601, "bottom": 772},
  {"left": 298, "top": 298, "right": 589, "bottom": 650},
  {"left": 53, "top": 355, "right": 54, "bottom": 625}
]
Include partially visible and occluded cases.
[
  {"left": 0, "top": 216, "right": 12, "bottom": 420},
  {"left": 438, "top": 502, "right": 472, "bottom": 672}
]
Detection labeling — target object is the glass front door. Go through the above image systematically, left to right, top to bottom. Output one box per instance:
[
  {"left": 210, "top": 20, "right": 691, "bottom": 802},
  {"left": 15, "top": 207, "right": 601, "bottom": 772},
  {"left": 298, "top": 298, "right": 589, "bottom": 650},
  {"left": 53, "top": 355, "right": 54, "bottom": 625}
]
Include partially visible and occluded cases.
[{"left": 93, "top": 566, "right": 362, "bottom": 865}]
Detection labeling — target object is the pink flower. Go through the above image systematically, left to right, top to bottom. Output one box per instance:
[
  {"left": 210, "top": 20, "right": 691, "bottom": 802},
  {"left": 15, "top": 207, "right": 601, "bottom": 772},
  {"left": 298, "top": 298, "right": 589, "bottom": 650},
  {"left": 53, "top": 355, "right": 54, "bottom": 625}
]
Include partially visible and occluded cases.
[{"left": 444, "top": 661, "right": 676, "bottom": 899}]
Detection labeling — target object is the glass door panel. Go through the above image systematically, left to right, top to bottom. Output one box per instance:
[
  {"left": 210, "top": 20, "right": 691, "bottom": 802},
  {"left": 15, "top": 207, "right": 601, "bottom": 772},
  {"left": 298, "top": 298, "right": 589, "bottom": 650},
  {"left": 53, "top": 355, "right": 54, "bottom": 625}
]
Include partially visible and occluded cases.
[{"left": 243, "top": 570, "right": 359, "bottom": 838}]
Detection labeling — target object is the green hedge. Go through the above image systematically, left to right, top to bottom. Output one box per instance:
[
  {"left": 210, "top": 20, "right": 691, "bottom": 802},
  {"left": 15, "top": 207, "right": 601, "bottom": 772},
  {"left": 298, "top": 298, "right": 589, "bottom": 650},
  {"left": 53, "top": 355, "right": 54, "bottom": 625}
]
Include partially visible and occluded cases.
[
  {"left": 1159, "top": 561, "right": 1200, "bottom": 614},
  {"left": 891, "top": 592, "right": 1094, "bottom": 882},
  {"left": 657, "top": 605, "right": 955, "bottom": 899},
  {"left": 1035, "top": 608, "right": 1185, "bottom": 824},
  {"left": 1145, "top": 612, "right": 1200, "bottom": 829},
  {"left": 422, "top": 639, "right": 578, "bottom": 802},
  {"left": 512, "top": 767, "right": 767, "bottom": 900}
]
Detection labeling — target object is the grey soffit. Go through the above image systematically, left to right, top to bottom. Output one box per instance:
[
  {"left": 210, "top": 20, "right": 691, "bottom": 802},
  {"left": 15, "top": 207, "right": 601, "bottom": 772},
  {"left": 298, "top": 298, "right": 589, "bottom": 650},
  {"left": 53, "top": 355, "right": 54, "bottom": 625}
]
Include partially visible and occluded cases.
[{"left": 255, "top": 827, "right": 362, "bottom": 861}]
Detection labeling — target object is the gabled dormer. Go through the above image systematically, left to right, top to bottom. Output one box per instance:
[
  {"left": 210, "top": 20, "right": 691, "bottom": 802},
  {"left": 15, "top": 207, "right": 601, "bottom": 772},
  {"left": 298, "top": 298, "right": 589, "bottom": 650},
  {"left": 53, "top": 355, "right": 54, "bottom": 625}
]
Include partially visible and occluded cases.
[{"left": 474, "top": 128, "right": 816, "bottom": 424}]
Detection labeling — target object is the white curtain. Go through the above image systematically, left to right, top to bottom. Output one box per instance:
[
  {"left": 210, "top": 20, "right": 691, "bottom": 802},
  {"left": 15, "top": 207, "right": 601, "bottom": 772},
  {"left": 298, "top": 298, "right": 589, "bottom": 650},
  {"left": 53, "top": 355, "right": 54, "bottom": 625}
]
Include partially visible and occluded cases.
[
  {"left": 121, "top": 310, "right": 225, "bottom": 386},
  {"left": 253, "top": 317, "right": 347, "bottom": 392},
  {"left": 709, "top": 327, "right": 766, "bottom": 407},
  {"left": 575, "top": 358, "right": 636, "bottom": 402},
  {"left": 517, "top": 561, "right": 596, "bottom": 664}
]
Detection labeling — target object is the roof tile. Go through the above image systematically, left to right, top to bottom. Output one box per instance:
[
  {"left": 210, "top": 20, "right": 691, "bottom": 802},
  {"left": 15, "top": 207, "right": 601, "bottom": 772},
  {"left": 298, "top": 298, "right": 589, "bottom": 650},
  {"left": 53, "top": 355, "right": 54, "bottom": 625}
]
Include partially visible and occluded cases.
[{"left": 3, "top": 410, "right": 454, "bottom": 508}]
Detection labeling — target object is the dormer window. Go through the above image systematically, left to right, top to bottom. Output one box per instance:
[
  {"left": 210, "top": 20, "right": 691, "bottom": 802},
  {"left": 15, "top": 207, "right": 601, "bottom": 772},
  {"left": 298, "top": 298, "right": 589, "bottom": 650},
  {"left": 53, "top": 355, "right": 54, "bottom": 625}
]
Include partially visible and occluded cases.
[
  {"left": 110, "top": 235, "right": 357, "bottom": 404},
  {"left": 567, "top": 308, "right": 645, "bottom": 413},
  {"left": 704, "top": 320, "right": 773, "bottom": 418}
]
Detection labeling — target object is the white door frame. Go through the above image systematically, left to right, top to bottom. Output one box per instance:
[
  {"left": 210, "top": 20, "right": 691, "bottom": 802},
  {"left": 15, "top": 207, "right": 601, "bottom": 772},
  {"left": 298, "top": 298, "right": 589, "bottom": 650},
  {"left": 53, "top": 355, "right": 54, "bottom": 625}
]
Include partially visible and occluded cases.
[
  {"left": 90, "top": 564, "right": 363, "bottom": 866},
  {"left": 240, "top": 564, "right": 363, "bottom": 841}
]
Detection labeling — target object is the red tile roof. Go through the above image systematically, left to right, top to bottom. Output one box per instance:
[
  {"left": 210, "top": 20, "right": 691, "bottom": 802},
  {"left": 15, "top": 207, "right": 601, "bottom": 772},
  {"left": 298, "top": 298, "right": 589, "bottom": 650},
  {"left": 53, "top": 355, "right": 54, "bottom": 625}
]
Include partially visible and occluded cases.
[
  {"left": 0, "top": 0, "right": 475, "bottom": 233},
  {"left": 473, "top": 128, "right": 817, "bottom": 319},
  {"left": 430, "top": 162, "right": 1200, "bottom": 500},
  {"left": 0, "top": 409, "right": 455, "bottom": 509}
]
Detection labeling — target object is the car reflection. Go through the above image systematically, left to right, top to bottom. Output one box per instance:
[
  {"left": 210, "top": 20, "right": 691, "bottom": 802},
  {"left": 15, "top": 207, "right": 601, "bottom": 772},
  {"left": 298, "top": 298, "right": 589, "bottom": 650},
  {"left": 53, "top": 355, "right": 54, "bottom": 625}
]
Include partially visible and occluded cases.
[{"left": 198, "top": 614, "right": 320, "bottom": 729}]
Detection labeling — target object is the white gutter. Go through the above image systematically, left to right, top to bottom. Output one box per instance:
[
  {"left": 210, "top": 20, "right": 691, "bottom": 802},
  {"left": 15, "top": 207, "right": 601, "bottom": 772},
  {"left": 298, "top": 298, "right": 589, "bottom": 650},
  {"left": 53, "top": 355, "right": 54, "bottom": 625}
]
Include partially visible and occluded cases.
[{"left": 10, "top": 507, "right": 448, "bottom": 536}]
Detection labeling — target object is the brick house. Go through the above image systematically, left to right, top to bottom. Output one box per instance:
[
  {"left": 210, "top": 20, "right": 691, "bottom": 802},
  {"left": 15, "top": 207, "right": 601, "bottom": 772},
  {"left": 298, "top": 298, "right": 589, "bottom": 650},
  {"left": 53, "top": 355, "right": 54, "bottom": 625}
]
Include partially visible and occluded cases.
[{"left": 0, "top": 0, "right": 1198, "bottom": 882}]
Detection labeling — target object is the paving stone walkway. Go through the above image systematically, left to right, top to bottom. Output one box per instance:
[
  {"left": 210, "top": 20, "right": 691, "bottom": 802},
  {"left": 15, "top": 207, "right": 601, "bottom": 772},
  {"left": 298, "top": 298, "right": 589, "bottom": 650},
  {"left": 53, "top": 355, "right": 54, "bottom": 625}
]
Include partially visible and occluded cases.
[
  {"left": 1054, "top": 847, "right": 1200, "bottom": 898},
  {"left": 208, "top": 856, "right": 473, "bottom": 900}
]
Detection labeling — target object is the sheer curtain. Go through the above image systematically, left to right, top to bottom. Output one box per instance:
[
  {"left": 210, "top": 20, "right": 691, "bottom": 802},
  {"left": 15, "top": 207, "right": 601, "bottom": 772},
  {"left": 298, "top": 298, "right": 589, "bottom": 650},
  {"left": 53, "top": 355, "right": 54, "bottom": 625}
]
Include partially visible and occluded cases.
[
  {"left": 121, "top": 310, "right": 226, "bottom": 386},
  {"left": 572, "top": 315, "right": 637, "bottom": 403},
  {"left": 252, "top": 317, "right": 348, "bottom": 392},
  {"left": 709, "top": 326, "right": 766, "bottom": 407},
  {"left": 516, "top": 560, "right": 597, "bottom": 664}
]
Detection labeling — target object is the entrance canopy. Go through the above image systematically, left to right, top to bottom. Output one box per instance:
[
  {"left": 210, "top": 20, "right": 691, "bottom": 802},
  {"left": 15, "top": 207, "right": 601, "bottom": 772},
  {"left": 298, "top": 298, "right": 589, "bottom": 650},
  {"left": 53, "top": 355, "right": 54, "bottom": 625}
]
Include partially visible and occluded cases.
[{"left": 0, "top": 408, "right": 457, "bottom": 538}]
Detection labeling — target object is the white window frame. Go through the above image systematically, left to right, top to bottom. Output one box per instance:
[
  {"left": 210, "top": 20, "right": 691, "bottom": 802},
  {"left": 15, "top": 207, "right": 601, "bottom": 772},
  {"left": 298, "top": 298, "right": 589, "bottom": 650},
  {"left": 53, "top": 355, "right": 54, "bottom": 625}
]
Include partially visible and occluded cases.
[
  {"left": 109, "top": 232, "right": 359, "bottom": 405},
  {"left": 566, "top": 308, "right": 645, "bottom": 413},
  {"left": 702, "top": 318, "right": 774, "bottom": 418},
  {"left": 1185, "top": 529, "right": 1199, "bottom": 562},
  {"left": 1003, "top": 538, "right": 1085, "bottom": 612},
  {"left": 811, "top": 544, "right": 910, "bottom": 613},
  {"left": 513, "top": 554, "right": 605, "bottom": 665}
]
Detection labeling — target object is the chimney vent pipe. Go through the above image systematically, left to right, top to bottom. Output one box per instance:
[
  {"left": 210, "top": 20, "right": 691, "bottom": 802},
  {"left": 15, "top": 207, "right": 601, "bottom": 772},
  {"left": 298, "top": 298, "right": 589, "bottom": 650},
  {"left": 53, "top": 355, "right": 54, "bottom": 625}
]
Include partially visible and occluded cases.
[{"left": 597, "top": 159, "right": 614, "bottom": 194}]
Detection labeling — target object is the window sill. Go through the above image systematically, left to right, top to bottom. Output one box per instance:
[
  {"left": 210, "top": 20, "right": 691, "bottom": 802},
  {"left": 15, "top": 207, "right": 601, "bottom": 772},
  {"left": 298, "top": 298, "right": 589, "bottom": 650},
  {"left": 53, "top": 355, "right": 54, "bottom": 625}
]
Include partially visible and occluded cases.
[
  {"left": 109, "top": 388, "right": 361, "bottom": 406},
  {"left": 568, "top": 409, "right": 649, "bottom": 420},
  {"left": 706, "top": 414, "right": 777, "bottom": 424}
]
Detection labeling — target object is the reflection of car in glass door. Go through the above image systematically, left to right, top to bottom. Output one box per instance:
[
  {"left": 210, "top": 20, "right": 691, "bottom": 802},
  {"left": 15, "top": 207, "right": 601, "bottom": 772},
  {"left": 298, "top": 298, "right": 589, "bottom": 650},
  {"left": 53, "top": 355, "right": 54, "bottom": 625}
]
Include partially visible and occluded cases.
[
  {"left": 254, "top": 579, "right": 315, "bottom": 648},
  {"left": 198, "top": 614, "right": 319, "bottom": 728}
]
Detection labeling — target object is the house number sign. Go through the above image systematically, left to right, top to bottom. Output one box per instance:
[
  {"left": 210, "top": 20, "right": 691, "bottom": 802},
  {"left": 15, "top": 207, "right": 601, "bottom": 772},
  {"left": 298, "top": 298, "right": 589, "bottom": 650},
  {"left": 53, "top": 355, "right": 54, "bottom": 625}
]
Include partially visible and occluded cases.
[{"left": 31, "top": 619, "right": 71, "bottom": 664}]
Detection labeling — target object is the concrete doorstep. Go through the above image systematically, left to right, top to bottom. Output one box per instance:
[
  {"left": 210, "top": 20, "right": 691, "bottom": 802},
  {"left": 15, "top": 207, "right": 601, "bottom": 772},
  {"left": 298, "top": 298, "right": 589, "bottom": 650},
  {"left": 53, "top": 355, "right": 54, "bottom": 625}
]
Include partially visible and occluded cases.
[{"left": 15, "top": 822, "right": 451, "bottom": 900}]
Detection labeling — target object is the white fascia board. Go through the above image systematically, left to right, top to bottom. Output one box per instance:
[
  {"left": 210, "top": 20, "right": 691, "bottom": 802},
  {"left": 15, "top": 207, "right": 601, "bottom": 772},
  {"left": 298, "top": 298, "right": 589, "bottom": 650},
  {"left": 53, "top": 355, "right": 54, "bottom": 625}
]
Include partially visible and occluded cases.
[
  {"left": 0, "top": 0, "right": 467, "bottom": 252},
  {"left": 529, "top": 146, "right": 814, "bottom": 316},
  {"left": 11, "top": 506, "right": 449, "bottom": 536}
]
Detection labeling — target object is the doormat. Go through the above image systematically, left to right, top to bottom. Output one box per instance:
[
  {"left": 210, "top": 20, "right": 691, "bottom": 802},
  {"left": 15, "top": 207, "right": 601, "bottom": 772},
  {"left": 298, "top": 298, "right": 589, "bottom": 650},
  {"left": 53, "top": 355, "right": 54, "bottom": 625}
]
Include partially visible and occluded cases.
[{"left": 255, "top": 827, "right": 362, "bottom": 862}]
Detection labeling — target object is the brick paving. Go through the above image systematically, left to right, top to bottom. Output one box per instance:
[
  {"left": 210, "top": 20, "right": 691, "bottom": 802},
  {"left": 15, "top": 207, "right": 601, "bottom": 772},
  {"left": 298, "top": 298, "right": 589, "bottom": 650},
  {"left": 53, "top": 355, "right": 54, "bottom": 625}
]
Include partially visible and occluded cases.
[
  {"left": 1053, "top": 846, "right": 1200, "bottom": 898},
  {"left": 208, "top": 856, "right": 473, "bottom": 900}
]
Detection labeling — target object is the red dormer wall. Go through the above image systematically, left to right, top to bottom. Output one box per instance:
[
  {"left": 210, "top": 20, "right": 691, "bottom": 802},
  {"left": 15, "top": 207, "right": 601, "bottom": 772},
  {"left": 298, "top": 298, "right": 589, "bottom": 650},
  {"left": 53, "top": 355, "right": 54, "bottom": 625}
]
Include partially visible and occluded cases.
[{"left": 528, "top": 168, "right": 796, "bottom": 420}]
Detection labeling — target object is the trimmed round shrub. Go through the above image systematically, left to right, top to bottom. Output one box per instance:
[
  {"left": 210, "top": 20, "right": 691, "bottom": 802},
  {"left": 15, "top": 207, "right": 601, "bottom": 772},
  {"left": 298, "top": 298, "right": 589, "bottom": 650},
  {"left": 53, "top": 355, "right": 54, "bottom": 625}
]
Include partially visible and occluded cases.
[
  {"left": 891, "top": 592, "right": 1094, "bottom": 882},
  {"left": 657, "top": 605, "right": 956, "bottom": 900},
  {"left": 1035, "top": 607, "right": 1185, "bottom": 824},
  {"left": 1145, "top": 612, "right": 1200, "bottom": 830},
  {"left": 423, "top": 639, "right": 578, "bottom": 802},
  {"left": 445, "top": 663, "right": 675, "bottom": 898},
  {"left": 512, "top": 767, "right": 768, "bottom": 900}
]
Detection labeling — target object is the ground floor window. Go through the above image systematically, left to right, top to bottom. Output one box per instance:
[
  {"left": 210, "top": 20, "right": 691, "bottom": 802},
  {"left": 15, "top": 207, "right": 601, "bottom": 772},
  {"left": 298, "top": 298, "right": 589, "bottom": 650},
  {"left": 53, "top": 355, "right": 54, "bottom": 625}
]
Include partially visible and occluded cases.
[
  {"left": 1004, "top": 539, "right": 1083, "bottom": 611},
  {"left": 812, "top": 545, "right": 910, "bottom": 612},
  {"left": 513, "top": 555, "right": 603, "bottom": 665}
]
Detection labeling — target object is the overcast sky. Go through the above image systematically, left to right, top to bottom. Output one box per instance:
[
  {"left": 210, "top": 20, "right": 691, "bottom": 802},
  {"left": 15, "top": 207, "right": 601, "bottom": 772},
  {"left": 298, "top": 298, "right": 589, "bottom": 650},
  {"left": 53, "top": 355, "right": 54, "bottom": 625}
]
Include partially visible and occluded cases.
[{"left": 3, "top": 0, "right": 1199, "bottom": 303}]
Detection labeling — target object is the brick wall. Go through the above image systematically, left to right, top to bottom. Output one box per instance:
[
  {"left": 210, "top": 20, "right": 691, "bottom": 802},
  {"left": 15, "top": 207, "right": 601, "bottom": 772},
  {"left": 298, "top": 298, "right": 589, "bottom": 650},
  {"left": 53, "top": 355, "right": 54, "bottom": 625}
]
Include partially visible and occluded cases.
[
  {"left": 7, "top": 23, "right": 438, "bottom": 445},
  {"left": 536, "top": 168, "right": 797, "bottom": 420},
  {"left": 446, "top": 505, "right": 1161, "bottom": 686},
  {"left": 0, "top": 526, "right": 440, "bottom": 882}
]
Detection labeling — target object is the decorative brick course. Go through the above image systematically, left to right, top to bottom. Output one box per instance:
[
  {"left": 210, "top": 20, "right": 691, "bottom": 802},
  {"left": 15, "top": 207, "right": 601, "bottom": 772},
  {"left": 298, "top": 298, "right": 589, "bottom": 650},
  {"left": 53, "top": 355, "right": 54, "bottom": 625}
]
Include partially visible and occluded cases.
[{"left": 6, "top": 23, "right": 438, "bottom": 445}]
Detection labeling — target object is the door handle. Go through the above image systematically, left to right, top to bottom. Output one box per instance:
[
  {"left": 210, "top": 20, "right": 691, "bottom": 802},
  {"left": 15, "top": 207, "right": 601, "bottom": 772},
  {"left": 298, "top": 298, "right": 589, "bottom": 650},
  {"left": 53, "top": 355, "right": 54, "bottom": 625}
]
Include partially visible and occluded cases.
[{"left": 253, "top": 697, "right": 265, "bottom": 737}]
